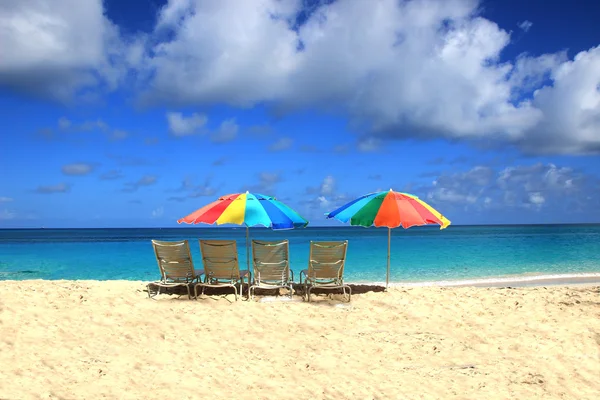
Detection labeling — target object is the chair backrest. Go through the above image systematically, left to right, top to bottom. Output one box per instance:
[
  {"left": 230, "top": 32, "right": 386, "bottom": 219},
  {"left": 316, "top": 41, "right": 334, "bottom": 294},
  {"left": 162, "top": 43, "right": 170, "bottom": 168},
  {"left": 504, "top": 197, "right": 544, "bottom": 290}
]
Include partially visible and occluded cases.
[
  {"left": 152, "top": 239, "right": 196, "bottom": 282},
  {"left": 252, "top": 239, "right": 290, "bottom": 283},
  {"left": 199, "top": 240, "right": 241, "bottom": 281},
  {"left": 308, "top": 241, "right": 348, "bottom": 282}
]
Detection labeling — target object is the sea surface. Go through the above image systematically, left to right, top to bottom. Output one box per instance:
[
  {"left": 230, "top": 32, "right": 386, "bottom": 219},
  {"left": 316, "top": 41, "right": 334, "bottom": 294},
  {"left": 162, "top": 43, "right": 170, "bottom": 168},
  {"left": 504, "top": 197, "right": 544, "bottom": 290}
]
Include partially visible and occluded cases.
[{"left": 1, "top": 225, "right": 599, "bottom": 284}]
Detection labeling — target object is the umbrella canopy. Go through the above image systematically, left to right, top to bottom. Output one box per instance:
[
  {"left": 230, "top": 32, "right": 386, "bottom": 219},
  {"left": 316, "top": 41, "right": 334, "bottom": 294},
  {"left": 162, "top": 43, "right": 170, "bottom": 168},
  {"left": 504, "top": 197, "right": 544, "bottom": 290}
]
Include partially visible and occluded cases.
[
  {"left": 326, "top": 189, "right": 450, "bottom": 287},
  {"left": 177, "top": 192, "right": 308, "bottom": 229},
  {"left": 178, "top": 192, "right": 308, "bottom": 271}
]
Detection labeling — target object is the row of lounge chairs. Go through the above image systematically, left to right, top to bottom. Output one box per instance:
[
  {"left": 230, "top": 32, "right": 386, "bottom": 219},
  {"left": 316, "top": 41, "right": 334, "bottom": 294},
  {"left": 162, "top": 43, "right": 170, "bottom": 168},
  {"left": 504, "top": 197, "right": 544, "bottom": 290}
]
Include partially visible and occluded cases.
[{"left": 149, "top": 239, "right": 351, "bottom": 302}]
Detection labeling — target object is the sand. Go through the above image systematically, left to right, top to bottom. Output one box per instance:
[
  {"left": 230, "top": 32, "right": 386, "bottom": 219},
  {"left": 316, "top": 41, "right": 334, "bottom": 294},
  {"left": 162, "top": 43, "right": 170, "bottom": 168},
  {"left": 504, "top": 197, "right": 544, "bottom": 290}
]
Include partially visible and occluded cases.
[{"left": 1, "top": 280, "right": 599, "bottom": 399}]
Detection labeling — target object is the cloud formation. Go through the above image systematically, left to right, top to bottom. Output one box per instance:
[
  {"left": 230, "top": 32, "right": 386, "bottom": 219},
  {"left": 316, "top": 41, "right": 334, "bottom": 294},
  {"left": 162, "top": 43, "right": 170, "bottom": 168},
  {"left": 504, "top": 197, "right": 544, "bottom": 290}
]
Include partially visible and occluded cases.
[
  {"left": 0, "top": 0, "right": 125, "bottom": 101},
  {"left": 3, "top": 0, "right": 600, "bottom": 155},
  {"left": 518, "top": 20, "right": 533, "bottom": 32},
  {"left": 166, "top": 112, "right": 208, "bottom": 136},
  {"left": 211, "top": 119, "right": 238, "bottom": 143},
  {"left": 269, "top": 137, "right": 293, "bottom": 152},
  {"left": 61, "top": 163, "right": 95, "bottom": 176},
  {"left": 422, "top": 163, "right": 596, "bottom": 214},
  {"left": 245, "top": 172, "right": 283, "bottom": 194},
  {"left": 122, "top": 175, "right": 158, "bottom": 192},
  {"left": 35, "top": 183, "right": 71, "bottom": 194}
]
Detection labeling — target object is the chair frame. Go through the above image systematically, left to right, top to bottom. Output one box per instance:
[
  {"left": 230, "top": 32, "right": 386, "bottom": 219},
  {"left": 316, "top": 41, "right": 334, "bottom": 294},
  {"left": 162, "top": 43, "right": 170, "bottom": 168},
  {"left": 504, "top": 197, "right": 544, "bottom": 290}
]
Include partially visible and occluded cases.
[
  {"left": 148, "top": 239, "right": 204, "bottom": 299},
  {"left": 249, "top": 239, "right": 294, "bottom": 299},
  {"left": 195, "top": 240, "right": 251, "bottom": 301},
  {"left": 300, "top": 240, "right": 351, "bottom": 302}
]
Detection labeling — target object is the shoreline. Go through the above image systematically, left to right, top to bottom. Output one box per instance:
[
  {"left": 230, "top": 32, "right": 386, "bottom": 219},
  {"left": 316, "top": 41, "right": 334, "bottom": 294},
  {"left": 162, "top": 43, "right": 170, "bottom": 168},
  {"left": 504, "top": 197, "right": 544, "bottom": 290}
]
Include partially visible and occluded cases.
[
  {"left": 2, "top": 272, "right": 600, "bottom": 288},
  {"left": 359, "top": 272, "right": 600, "bottom": 288}
]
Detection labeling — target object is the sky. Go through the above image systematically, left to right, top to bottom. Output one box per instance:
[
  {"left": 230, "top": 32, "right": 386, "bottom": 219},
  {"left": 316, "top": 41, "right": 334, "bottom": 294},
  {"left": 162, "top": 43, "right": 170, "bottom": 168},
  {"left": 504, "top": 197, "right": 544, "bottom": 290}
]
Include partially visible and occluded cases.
[{"left": 1, "top": 0, "right": 599, "bottom": 228}]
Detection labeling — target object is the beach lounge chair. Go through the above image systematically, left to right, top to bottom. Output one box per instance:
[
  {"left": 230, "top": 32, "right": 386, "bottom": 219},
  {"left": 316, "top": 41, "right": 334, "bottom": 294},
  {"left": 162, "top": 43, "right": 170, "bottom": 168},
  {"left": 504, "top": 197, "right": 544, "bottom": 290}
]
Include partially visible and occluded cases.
[
  {"left": 249, "top": 239, "right": 294, "bottom": 299},
  {"left": 149, "top": 240, "right": 204, "bottom": 299},
  {"left": 195, "top": 240, "right": 251, "bottom": 301},
  {"left": 300, "top": 240, "right": 351, "bottom": 302}
]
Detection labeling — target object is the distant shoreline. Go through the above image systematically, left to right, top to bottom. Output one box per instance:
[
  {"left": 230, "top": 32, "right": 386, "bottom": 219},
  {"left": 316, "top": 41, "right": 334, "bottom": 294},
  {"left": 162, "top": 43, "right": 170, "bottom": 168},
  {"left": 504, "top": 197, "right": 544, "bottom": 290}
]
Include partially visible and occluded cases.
[{"left": 2, "top": 222, "right": 600, "bottom": 230}]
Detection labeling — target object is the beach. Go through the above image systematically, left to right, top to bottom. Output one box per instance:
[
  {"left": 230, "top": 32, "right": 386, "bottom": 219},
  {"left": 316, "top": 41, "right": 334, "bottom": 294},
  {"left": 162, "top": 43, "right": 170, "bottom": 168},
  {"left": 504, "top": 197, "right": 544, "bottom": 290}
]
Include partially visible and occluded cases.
[{"left": 1, "top": 280, "right": 599, "bottom": 399}]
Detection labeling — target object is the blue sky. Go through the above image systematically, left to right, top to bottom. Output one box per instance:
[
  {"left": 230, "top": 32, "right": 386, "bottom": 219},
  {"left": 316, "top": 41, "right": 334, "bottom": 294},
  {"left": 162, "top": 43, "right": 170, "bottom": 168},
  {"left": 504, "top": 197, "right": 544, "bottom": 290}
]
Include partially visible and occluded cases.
[{"left": 1, "top": 0, "right": 599, "bottom": 228}]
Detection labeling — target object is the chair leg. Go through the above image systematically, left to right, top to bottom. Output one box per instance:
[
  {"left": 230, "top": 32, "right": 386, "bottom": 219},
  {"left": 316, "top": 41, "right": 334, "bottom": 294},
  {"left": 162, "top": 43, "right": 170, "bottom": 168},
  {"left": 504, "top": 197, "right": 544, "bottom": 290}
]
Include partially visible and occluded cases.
[
  {"left": 232, "top": 285, "right": 238, "bottom": 301},
  {"left": 307, "top": 286, "right": 312, "bottom": 302}
]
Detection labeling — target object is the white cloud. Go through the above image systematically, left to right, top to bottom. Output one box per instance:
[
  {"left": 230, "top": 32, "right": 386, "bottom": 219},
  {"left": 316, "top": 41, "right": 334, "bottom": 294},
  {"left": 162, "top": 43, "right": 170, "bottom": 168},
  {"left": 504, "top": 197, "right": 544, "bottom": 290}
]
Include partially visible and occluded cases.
[
  {"left": 0, "top": 0, "right": 126, "bottom": 101},
  {"left": 3, "top": 0, "right": 599, "bottom": 155},
  {"left": 136, "top": 0, "right": 600, "bottom": 155},
  {"left": 518, "top": 20, "right": 533, "bottom": 32},
  {"left": 166, "top": 112, "right": 207, "bottom": 136},
  {"left": 211, "top": 118, "right": 238, "bottom": 143},
  {"left": 269, "top": 137, "right": 293, "bottom": 151},
  {"left": 357, "top": 138, "right": 381, "bottom": 153},
  {"left": 61, "top": 163, "right": 94, "bottom": 176},
  {"left": 425, "top": 163, "right": 591, "bottom": 211},
  {"left": 245, "top": 171, "right": 282, "bottom": 194},
  {"left": 123, "top": 175, "right": 158, "bottom": 192},
  {"left": 320, "top": 175, "right": 335, "bottom": 196},
  {"left": 528, "top": 192, "right": 545, "bottom": 207},
  {"left": 0, "top": 197, "right": 13, "bottom": 203},
  {"left": 151, "top": 206, "right": 164, "bottom": 218}
]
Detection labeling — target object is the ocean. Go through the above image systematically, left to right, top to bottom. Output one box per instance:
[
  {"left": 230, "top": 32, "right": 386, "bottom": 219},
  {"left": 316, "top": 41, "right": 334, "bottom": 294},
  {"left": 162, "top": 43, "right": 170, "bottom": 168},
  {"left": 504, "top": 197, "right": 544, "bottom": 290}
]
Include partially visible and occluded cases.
[{"left": 1, "top": 225, "right": 599, "bottom": 284}]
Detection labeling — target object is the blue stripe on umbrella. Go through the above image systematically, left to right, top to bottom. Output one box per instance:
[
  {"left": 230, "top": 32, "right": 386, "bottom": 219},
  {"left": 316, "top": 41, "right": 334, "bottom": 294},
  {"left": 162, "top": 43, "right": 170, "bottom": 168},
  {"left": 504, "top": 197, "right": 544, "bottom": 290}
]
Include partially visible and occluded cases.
[{"left": 326, "top": 191, "right": 382, "bottom": 223}]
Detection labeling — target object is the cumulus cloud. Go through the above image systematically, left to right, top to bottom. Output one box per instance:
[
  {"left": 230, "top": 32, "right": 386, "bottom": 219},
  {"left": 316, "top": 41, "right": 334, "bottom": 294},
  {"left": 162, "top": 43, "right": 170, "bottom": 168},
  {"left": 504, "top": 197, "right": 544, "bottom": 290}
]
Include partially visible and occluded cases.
[
  {"left": 0, "top": 0, "right": 127, "bottom": 101},
  {"left": 4, "top": 0, "right": 600, "bottom": 155},
  {"left": 136, "top": 0, "right": 600, "bottom": 156},
  {"left": 518, "top": 20, "right": 533, "bottom": 32},
  {"left": 166, "top": 112, "right": 207, "bottom": 136},
  {"left": 48, "top": 117, "right": 129, "bottom": 142},
  {"left": 211, "top": 118, "right": 238, "bottom": 143},
  {"left": 269, "top": 137, "right": 293, "bottom": 152},
  {"left": 357, "top": 138, "right": 381, "bottom": 153},
  {"left": 61, "top": 163, "right": 94, "bottom": 176},
  {"left": 423, "top": 163, "right": 594, "bottom": 212},
  {"left": 245, "top": 171, "right": 283, "bottom": 194},
  {"left": 122, "top": 175, "right": 158, "bottom": 192},
  {"left": 304, "top": 175, "right": 349, "bottom": 213},
  {"left": 169, "top": 176, "right": 218, "bottom": 200},
  {"left": 35, "top": 183, "right": 71, "bottom": 194},
  {"left": 151, "top": 206, "right": 164, "bottom": 218}
]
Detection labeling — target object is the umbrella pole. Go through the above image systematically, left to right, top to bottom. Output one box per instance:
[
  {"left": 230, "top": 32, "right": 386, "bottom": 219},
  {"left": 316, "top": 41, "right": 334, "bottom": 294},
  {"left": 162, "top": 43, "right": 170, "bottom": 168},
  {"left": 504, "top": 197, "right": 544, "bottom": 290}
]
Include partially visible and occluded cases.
[
  {"left": 246, "top": 225, "right": 250, "bottom": 271},
  {"left": 386, "top": 228, "right": 391, "bottom": 289}
]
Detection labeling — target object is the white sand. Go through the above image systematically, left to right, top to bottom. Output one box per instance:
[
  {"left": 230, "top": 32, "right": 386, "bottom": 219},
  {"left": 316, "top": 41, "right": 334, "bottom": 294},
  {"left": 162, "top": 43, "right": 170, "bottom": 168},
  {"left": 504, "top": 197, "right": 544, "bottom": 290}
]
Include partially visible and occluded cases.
[{"left": 1, "top": 280, "right": 599, "bottom": 399}]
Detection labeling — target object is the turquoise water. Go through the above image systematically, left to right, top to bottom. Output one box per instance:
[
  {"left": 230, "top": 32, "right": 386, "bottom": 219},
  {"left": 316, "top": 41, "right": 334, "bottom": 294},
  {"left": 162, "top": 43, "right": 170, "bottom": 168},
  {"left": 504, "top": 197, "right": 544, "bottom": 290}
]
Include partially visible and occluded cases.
[{"left": 0, "top": 225, "right": 599, "bottom": 283}]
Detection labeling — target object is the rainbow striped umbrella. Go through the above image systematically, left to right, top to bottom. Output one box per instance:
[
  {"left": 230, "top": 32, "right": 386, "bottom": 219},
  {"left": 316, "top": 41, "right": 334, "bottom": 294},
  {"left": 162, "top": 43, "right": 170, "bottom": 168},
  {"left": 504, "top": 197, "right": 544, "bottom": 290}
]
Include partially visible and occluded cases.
[
  {"left": 326, "top": 189, "right": 450, "bottom": 287},
  {"left": 178, "top": 192, "right": 308, "bottom": 269}
]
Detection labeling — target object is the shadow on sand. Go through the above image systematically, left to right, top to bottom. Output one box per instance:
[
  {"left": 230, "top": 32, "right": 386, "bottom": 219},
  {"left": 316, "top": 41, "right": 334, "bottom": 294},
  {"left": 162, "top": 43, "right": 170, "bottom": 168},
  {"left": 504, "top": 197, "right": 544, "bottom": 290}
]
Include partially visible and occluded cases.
[{"left": 145, "top": 282, "right": 386, "bottom": 300}]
